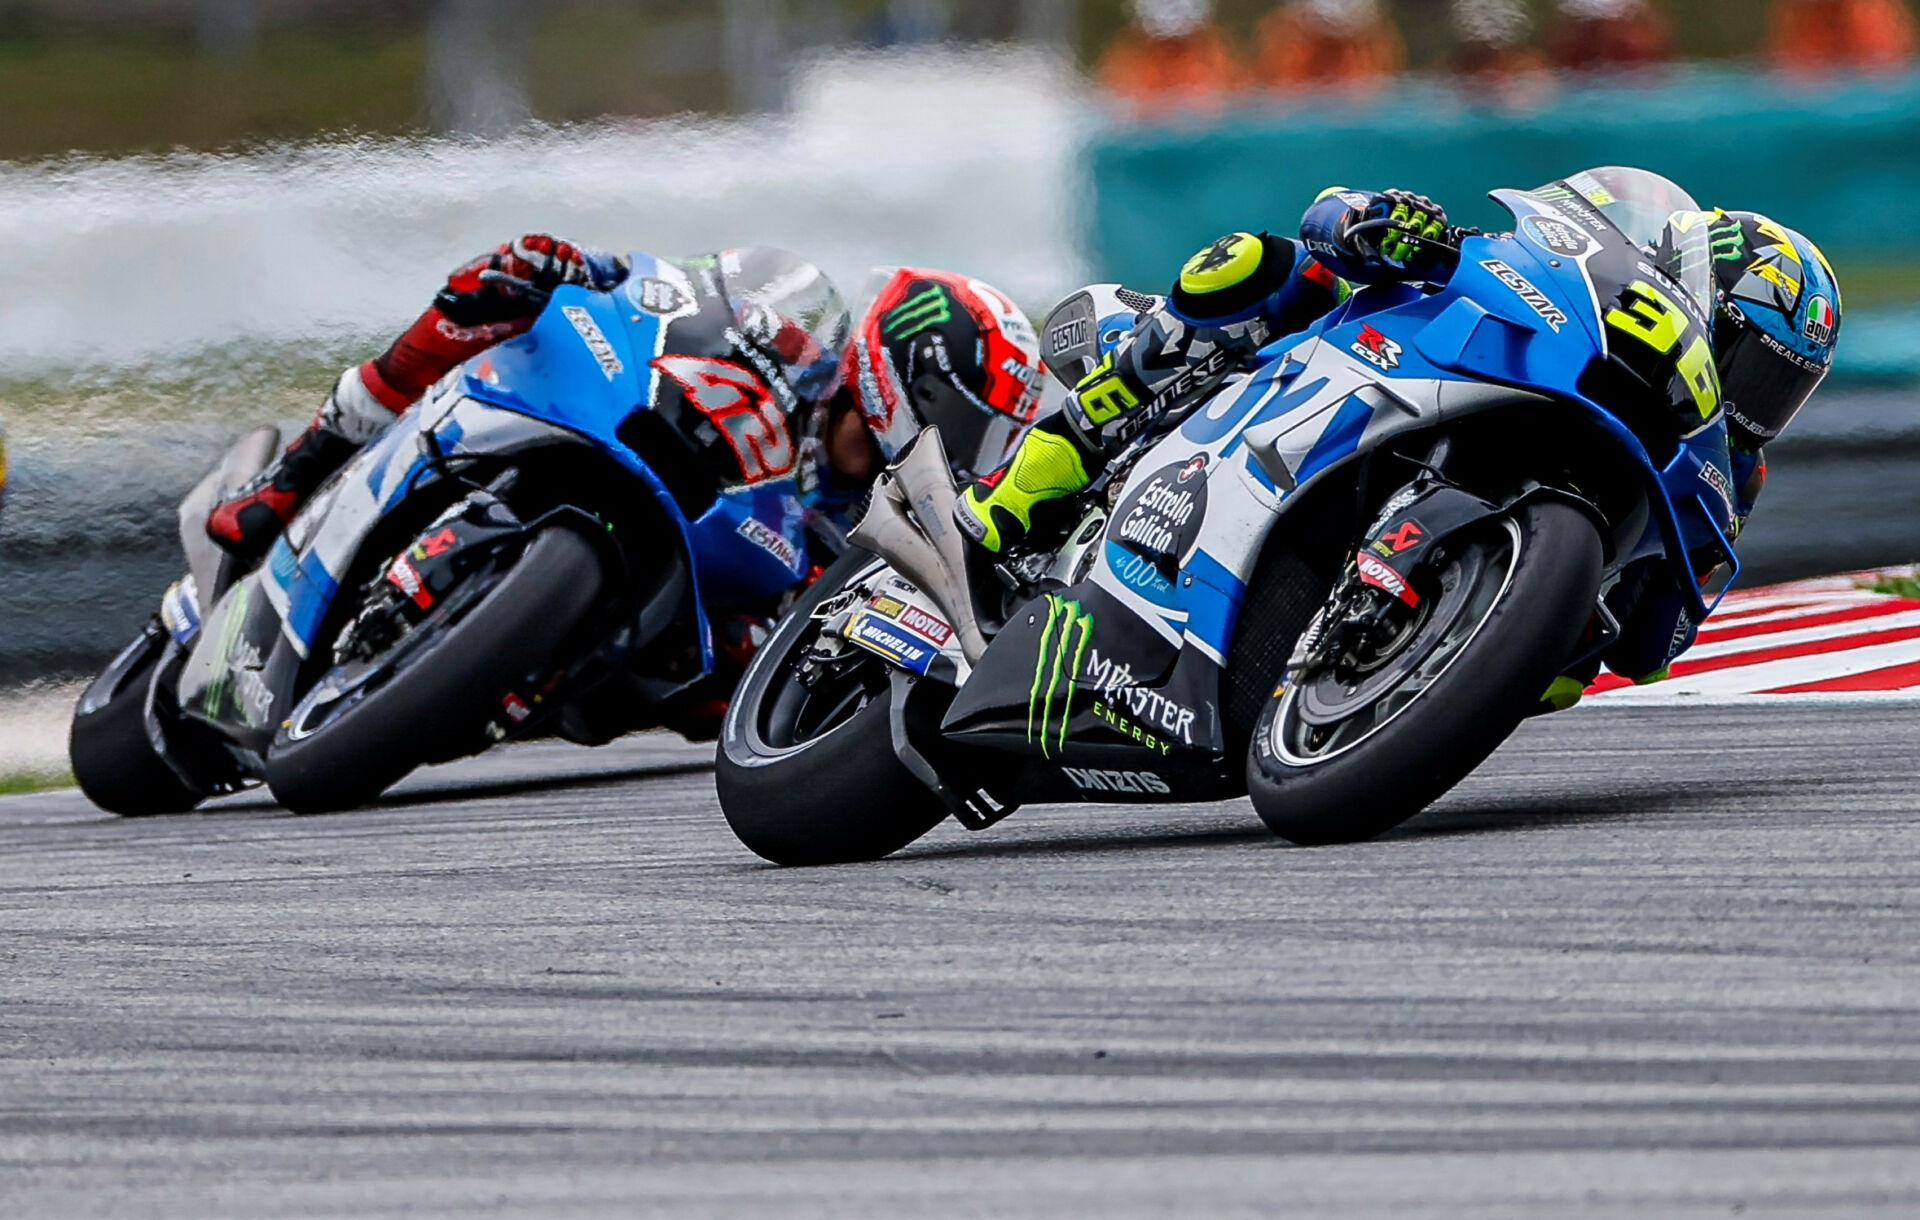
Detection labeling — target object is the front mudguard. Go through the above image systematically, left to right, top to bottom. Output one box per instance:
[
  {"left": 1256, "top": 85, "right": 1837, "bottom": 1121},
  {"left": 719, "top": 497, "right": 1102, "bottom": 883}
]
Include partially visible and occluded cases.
[{"left": 81, "top": 620, "right": 247, "bottom": 795}]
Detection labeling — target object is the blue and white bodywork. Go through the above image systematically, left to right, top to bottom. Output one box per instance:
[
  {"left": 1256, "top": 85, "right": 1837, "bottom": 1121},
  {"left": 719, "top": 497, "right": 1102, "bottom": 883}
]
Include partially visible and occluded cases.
[{"left": 173, "top": 250, "right": 816, "bottom": 754}]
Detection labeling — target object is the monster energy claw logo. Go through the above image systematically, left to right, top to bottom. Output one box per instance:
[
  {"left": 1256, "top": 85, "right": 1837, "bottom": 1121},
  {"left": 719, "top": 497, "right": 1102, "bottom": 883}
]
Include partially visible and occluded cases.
[
  {"left": 1710, "top": 215, "right": 1746, "bottom": 262},
  {"left": 883, "top": 285, "right": 952, "bottom": 340},
  {"left": 1028, "top": 596, "right": 1094, "bottom": 757}
]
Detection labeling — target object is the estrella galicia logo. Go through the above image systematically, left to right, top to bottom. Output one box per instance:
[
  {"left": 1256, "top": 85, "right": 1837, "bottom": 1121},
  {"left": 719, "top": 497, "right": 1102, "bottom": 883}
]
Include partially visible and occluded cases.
[
  {"left": 1521, "top": 214, "right": 1597, "bottom": 259},
  {"left": 635, "top": 277, "right": 687, "bottom": 315},
  {"left": 1104, "top": 458, "right": 1208, "bottom": 609},
  {"left": 1029, "top": 596, "right": 1094, "bottom": 758}
]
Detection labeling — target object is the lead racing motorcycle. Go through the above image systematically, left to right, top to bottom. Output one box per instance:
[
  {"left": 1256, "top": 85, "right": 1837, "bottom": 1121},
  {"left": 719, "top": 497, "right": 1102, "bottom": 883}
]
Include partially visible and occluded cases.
[
  {"left": 718, "top": 169, "right": 1742, "bottom": 863},
  {"left": 71, "top": 250, "right": 846, "bottom": 814}
]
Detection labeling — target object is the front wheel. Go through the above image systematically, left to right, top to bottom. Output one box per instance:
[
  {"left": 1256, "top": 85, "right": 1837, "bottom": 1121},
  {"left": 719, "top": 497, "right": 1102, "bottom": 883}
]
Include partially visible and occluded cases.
[
  {"left": 1247, "top": 500, "right": 1601, "bottom": 845},
  {"left": 264, "top": 526, "right": 603, "bottom": 813},
  {"left": 717, "top": 549, "right": 950, "bottom": 866},
  {"left": 69, "top": 622, "right": 208, "bottom": 816}
]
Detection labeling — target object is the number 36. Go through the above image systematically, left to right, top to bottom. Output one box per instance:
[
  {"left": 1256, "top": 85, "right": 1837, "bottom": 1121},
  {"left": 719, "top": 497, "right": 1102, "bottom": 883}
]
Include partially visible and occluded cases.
[{"left": 1604, "top": 279, "right": 1721, "bottom": 421}]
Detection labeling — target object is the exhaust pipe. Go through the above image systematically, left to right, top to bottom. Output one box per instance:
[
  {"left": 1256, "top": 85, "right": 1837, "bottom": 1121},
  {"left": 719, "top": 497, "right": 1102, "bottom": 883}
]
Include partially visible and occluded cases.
[{"left": 849, "top": 426, "right": 990, "bottom": 664}]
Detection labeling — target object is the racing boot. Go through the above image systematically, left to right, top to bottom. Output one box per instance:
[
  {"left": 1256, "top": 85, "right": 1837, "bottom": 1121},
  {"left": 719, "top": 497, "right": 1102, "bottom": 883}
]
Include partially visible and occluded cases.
[
  {"left": 205, "top": 367, "right": 389, "bottom": 562},
  {"left": 953, "top": 416, "right": 1094, "bottom": 555}
]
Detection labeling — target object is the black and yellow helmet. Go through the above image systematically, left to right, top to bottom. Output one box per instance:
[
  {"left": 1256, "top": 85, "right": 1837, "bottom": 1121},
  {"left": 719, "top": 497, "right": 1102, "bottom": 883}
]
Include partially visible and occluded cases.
[{"left": 1708, "top": 210, "right": 1842, "bottom": 449}]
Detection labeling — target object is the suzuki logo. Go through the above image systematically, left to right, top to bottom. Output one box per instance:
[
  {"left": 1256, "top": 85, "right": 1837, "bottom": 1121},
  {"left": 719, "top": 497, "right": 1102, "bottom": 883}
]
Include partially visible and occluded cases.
[{"left": 1349, "top": 324, "right": 1403, "bottom": 371}]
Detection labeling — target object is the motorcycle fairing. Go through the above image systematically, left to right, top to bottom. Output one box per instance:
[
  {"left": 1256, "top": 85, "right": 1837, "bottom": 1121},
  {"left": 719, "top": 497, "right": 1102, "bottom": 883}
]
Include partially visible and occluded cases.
[
  {"left": 927, "top": 193, "right": 1742, "bottom": 798},
  {"left": 175, "top": 255, "right": 814, "bottom": 745},
  {"left": 458, "top": 264, "right": 812, "bottom": 607},
  {"left": 255, "top": 388, "right": 574, "bottom": 660},
  {"left": 172, "top": 391, "right": 576, "bottom": 748},
  {"left": 174, "top": 574, "right": 301, "bottom": 755},
  {"left": 938, "top": 582, "right": 1243, "bottom": 802}
]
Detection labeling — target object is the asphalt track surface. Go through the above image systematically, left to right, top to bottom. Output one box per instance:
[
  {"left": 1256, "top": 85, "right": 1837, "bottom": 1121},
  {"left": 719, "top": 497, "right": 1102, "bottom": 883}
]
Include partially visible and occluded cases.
[{"left": 4, "top": 704, "right": 1919, "bottom": 1217}]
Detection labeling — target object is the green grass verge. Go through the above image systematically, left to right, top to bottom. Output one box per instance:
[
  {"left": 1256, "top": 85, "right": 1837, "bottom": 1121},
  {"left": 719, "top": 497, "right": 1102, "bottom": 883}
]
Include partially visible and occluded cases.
[
  {"left": 1870, "top": 575, "right": 1920, "bottom": 600},
  {"left": 0, "top": 769, "right": 76, "bottom": 796}
]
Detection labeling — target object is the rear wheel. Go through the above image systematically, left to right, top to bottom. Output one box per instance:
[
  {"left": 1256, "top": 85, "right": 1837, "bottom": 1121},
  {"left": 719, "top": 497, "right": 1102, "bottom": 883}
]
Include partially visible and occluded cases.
[
  {"left": 1247, "top": 500, "right": 1601, "bottom": 845},
  {"left": 264, "top": 526, "right": 603, "bottom": 813},
  {"left": 717, "top": 549, "right": 949, "bottom": 866},
  {"left": 69, "top": 622, "right": 206, "bottom": 816}
]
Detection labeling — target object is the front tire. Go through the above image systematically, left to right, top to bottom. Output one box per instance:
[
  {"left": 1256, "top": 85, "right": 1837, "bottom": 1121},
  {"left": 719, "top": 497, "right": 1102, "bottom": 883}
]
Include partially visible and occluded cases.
[
  {"left": 1247, "top": 500, "right": 1601, "bottom": 845},
  {"left": 264, "top": 526, "right": 603, "bottom": 813},
  {"left": 717, "top": 549, "right": 949, "bottom": 866},
  {"left": 69, "top": 623, "right": 206, "bottom": 816}
]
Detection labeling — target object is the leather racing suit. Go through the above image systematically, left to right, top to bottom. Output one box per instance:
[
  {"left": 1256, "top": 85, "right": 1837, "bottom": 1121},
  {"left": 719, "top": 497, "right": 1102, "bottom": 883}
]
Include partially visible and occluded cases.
[{"left": 955, "top": 187, "right": 1774, "bottom": 694}]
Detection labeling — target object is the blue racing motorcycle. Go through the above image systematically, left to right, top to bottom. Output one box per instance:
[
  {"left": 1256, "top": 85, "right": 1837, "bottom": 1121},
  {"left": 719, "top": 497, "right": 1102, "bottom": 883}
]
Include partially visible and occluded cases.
[
  {"left": 719, "top": 168, "right": 1742, "bottom": 860},
  {"left": 72, "top": 248, "right": 847, "bottom": 813}
]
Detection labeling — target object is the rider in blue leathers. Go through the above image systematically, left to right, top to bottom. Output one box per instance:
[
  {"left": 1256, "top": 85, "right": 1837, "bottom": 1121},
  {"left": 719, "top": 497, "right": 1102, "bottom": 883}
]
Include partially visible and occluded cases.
[
  {"left": 954, "top": 183, "right": 1843, "bottom": 697},
  {"left": 208, "top": 240, "right": 1043, "bottom": 565}
]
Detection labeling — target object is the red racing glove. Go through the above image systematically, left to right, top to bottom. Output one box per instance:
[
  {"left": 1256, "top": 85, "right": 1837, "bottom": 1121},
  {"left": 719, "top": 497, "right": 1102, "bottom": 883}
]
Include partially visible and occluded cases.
[
  {"left": 435, "top": 233, "right": 623, "bottom": 326},
  {"left": 359, "top": 234, "right": 628, "bottom": 412}
]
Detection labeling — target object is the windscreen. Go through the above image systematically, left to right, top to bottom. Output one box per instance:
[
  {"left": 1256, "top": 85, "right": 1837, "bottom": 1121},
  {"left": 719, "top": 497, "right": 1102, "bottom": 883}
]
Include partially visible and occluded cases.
[{"left": 1556, "top": 167, "right": 1714, "bottom": 318}]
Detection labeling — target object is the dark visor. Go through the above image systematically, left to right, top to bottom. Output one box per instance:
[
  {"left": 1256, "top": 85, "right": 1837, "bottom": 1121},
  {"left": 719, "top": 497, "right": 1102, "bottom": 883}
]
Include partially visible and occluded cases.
[
  {"left": 1716, "top": 313, "right": 1829, "bottom": 448},
  {"left": 915, "top": 375, "right": 1018, "bottom": 480}
]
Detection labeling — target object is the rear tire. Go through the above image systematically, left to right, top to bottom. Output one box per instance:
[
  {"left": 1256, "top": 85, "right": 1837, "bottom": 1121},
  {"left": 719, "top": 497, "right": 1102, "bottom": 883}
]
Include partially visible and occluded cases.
[
  {"left": 1247, "top": 500, "right": 1601, "bottom": 845},
  {"left": 265, "top": 527, "right": 603, "bottom": 813},
  {"left": 717, "top": 549, "right": 949, "bottom": 866},
  {"left": 69, "top": 624, "right": 205, "bottom": 816}
]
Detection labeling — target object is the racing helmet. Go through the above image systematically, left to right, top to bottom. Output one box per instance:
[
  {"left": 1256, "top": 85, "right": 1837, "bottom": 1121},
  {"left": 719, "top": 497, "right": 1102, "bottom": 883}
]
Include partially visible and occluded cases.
[
  {"left": 1707, "top": 211, "right": 1842, "bottom": 450},
  {"left": 714, "top": 247, "right": 852, "bottom": 409},
  {"left": 841, "top": 268, "right": 1044, "bottom": 479}
]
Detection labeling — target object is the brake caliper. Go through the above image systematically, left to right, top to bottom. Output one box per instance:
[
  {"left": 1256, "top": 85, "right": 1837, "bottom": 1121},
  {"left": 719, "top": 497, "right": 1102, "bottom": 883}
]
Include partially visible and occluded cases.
[{"left": 336, "top": 494, "right": 527, "bottom": 664}]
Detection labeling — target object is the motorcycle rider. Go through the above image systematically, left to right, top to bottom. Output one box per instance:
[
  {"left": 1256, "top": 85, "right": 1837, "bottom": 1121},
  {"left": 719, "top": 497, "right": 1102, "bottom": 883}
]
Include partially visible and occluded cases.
[
  {"left": 953, "top": 180, "right": 1841, "bottom": 694},
  {"left": 207, "top": 238, "right": 1042, "bottom": 562}
]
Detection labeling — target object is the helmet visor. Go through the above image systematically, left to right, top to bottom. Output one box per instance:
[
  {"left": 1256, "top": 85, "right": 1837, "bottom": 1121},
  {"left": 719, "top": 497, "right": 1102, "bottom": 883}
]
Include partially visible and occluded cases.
[
  {"left": 718, "top": 249, "right": 851, "bottom": 403},
  {"left": 1716, "top": 306, "right": 1829, "bottom": 447},
  {"left": 913, "top": 375, "right": 1021, "bottom": 480}
]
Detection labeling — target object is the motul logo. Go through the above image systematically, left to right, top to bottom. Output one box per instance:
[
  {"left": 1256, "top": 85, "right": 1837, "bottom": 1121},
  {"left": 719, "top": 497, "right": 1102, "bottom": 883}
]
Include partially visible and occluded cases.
[
  {"left": 1357, "top": 552, "right": 1419, "bottom": 607},
  {"left": 896, "top": 605, "right": 952, "bottom": 644}
]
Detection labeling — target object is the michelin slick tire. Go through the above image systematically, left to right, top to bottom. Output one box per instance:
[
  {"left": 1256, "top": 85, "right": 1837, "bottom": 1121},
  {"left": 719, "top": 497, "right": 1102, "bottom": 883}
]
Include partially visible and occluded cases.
[
  {"left": 1247, "top": 500, "right": 1602, "bottom": 845},
  {"left": 265, "top": 526, "right": 603, "bottom": 813},
  {"left": 718, "top": 548, "right": 948, "bottom": 866},
  {"left": 69, "top": 623, "right": 206, "bottom": 816}
]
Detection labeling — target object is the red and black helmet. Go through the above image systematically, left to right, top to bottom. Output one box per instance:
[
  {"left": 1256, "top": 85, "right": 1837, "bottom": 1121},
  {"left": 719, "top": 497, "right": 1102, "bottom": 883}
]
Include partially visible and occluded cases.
[{"left": 840, "top": 268, "right": 1044, "bottom": 478}]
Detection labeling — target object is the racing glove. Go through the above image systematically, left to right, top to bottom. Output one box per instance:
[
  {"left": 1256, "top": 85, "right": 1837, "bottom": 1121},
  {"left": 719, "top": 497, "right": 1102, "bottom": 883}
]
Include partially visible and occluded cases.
[
  {"left": 1303, "top": 188, "right": 1454, "bottom": 283},
  {"left": 355, "top": 234, "right": 631, "bottom": 413},
  {"left": 436, "top": 234, "right": 630, "bottom": 327}
]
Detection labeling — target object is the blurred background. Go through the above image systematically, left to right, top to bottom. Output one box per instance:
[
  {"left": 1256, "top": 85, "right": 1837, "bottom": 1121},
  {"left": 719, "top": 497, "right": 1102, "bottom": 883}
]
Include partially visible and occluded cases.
[{"left": 2, "top": 0, "right": 1917, "bottom": 684}]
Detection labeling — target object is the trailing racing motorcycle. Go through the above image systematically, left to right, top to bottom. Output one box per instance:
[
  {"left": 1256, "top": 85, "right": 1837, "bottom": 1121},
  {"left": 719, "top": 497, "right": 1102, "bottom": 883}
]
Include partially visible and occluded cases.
[
  {"left": 718, "top": 169, "right": 1742, "bottom": 863},
  {"left": 71, "top": 249, "right": 845, "bottom": 814}
]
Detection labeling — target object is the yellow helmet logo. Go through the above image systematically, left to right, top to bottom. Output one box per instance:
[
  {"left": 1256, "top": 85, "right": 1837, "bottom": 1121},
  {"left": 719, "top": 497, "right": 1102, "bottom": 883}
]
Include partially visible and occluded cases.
[{"left": 1180, "top": 232, "right": 1265, "bottom": 295}]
